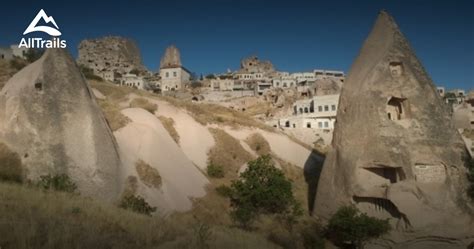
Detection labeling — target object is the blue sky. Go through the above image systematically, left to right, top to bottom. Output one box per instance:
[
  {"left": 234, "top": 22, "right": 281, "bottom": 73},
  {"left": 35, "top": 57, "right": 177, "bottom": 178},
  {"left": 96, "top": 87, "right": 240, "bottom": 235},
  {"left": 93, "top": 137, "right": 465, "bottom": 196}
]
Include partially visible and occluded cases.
[{"left": 0, "top": 0, "right": 473, "bottom": 90}]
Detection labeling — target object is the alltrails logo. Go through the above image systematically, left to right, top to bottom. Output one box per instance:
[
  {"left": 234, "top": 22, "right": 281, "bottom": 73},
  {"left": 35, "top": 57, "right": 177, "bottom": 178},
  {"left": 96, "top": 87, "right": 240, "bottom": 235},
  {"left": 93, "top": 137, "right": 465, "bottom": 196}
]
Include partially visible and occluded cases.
[{"left": 19, "top": 9, "right": 67, "bottom": 48}]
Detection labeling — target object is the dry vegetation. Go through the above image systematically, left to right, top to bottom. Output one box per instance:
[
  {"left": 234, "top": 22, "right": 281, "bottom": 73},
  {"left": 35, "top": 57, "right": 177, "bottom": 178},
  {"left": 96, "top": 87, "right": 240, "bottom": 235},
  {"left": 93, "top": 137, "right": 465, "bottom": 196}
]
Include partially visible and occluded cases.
[
  {"left": 0, "top": 59, "right": 26, "bottom": 89},
  {"left": 161, "top": 96, "right": 274, "bottom": 131},
  {"left": 130, "top": 98, "right": 158, "bottom": 114},
  {"left": 97, "top": 99, "right": 131, "bottom": 131},
  {"left": 158, "top": 116, "right": 180, "bottom": 144},
  {"left": 207, "top": 128, "right": 254, "bottom": 179},
  {"left": 245, "top": 133, "right": 271, "bottom": 156},
  {"left": 0, "top": 142, "right": 23, "bottom": 183},
  {"left": 135, "top": 160, "right": 162, "bottom": 189},
  {"left": 0, "top": 181, "right": 284, "bottom": 249}
]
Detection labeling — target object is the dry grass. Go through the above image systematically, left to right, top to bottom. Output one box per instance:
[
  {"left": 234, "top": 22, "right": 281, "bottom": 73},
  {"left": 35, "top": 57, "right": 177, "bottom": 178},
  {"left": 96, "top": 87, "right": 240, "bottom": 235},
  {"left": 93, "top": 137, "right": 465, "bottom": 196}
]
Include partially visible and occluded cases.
[
  {"left": 0, "top": 59, "right": 26, "bottom": 90},
  {"left": 161, "top": 96, "right": 274, "bottom": 131},
  {"left": 130, "top": 98, "right": 158, "bottom": 114},
  {"left": 97, "top": 99, "right": 131, "bottom": 131},
  {"left": 158, "top": 116, "right": 180, "bottom": 144},
  {"left": 207, "top": 128, "right": 254, "bottom": 179},
  {"left": 245, "top": 133, "right": 271, "bottom": 156},
  {"left": 0, "top": 142, "right": 24, "bottom": 183},
  {"left": 135, "top": 160, "right": 162, "bottom": 189},
  {"left": 0, "top": 182, "right": 178, "bottom": 249},
  {"left": 0, "top": 182, "right": 282, "bottom": 249}
]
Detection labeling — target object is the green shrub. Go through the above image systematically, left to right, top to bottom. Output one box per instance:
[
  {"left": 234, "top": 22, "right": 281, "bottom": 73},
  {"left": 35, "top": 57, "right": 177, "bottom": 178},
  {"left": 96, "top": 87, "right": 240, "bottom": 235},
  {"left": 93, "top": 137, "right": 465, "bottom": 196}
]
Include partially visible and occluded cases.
[
  {"left": 0, "top": 143, "right": 23, "bottom": 183},
  {"left": 227, "top": 155, "right": 301, "bottom": 228},
  {"left": 207, "top": 163, "right": 224, "bottom": 178},
  {"left": 38, "top": 174, "right": 77, "bottom": 193},
  {"left": 215, "top": 185, "right": 233, "bottom": 197},
  {"left": 119, "top": 194, "right": 156, "bottom": 216},
  {"left": 325, "top": 205, "right": 391, "bottom": 249}
]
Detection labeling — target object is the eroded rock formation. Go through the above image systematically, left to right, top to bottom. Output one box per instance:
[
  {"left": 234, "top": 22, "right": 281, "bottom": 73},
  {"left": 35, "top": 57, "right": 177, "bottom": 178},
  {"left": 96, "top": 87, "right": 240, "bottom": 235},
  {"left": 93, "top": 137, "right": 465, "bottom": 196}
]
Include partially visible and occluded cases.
[
  {"left": 313, "top": 11, "right": 473, "bottom": 248},
  {"left": 77, "top": 36, "right": 145, "bottom": 74},
  {"left": 160, "top": 45, "right": 181, "bottom": 69},
  {"left": 0, "top": 49, "right": 121, "bottom": 202},
  {"left": 239, "top": 56, "right": 275, "bottom": 74}
]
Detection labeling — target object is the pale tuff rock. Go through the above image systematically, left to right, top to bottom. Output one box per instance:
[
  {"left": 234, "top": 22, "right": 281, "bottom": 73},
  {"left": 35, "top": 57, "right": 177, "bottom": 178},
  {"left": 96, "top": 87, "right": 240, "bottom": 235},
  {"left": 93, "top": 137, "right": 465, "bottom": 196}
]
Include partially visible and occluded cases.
[
  {"left": 313, "top": 11, "right": 473, "bottom": 248},
  {"left": 77, "top": 36, "right": 145, "bottom": 74},
  {"left": 160, "top": 45, "right": 182, "bottom": 69},
  {"left": 0, "top": 49, "right": 122, "bottom": 202},
  {"left": 239, "top": 56, "right": 275, "bottom": 74},
  {"left": 313, "top": 78, "right": 342, "bottom": 96},
  {"left": 114, "top": 108, "right": 209, "bottom": 213}
]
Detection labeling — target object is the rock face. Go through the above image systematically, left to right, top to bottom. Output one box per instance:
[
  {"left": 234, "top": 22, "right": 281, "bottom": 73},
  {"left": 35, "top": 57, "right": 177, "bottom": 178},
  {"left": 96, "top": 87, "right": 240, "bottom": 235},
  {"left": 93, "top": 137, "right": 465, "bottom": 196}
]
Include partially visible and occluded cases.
[
  {"left": 313, "top": 11, "right": 473, "bottom": 247},
  {"left": 77, "top": 36, "right": 145, "bottom": 75},
  {"left": 160, "top": 45, "right": 181, "bottom": 69},
  {"left": 0, "top": 49, "right": 121, "bottom": 202},
  {"left": 239, "top": 56, "right": 275, "bottom": 74},
  {"left": 313, "top": 78, "right": 342, "bottom": 96},
  {"left": 114, "top": 108, "right": 209, "bottom": 213}
]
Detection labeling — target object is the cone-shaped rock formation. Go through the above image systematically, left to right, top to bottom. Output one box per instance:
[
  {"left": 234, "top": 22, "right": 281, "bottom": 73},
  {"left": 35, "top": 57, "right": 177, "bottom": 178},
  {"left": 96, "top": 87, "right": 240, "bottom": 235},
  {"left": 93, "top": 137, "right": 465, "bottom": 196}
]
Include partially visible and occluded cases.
[
  {"left": 313, "top": 11, "right": 473, "bottom": 247},
  {"left": 0, "top": 49, "right": 121, "bottom": 202}
]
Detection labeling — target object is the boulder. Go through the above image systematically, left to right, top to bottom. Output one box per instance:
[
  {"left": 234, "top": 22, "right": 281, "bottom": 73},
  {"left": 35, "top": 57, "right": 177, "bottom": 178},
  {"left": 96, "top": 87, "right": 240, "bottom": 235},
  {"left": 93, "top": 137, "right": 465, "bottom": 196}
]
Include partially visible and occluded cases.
[{"left": 0, "top": 49, "right": 121, "bottom": 202}]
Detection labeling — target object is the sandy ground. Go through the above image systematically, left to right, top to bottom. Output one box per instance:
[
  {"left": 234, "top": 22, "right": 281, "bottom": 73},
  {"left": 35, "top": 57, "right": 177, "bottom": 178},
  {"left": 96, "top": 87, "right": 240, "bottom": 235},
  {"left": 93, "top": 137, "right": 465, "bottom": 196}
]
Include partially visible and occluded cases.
[
  {"left": 91, "top": 88, "right": 105, "bottom": 100},
  {"left": 126, "top": 94, "right": 215, "bottom": 170},
  {"left": 114, "top": 108, "right": 209, "bottom": 213}
]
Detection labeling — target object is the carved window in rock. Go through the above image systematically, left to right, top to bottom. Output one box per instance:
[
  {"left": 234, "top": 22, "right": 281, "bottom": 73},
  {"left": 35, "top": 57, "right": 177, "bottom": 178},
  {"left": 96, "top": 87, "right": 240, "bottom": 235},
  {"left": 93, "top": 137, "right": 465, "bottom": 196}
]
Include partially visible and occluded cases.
[
  {"left": 389, "top": 61, "right": 403, "bottom": 78},
  {"left": 34, "top": 82, "right": 43, "bottom": 92},
  {"left": 387, "top": 96, "right": 408, "bottom": 120},
  {"left": 285, "top": 121, "right": 290, "bottom": 128},
  {"left": 413, "top": 163, "right": 446, "bottom": 183},
  {"left": 363, "top": 166, "right": 405, "bottom": 184}
]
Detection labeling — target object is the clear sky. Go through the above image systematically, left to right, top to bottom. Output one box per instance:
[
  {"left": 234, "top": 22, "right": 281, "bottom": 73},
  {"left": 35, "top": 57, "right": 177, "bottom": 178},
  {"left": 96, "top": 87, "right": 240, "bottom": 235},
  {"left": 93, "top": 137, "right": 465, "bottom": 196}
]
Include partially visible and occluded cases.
[{"left": 1, "top": 0, "right": 473, "bottom": 90}]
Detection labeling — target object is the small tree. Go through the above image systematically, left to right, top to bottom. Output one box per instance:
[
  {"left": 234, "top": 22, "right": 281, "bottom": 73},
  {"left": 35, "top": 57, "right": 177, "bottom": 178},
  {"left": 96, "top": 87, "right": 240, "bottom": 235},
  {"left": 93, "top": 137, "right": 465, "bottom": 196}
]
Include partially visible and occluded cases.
[
  {"left": 227, "top": 155, "right": 301, "bottom": 228},
  {"left": 207, "top": 163, "right": 224, "bottom": 178},
  {"left": 37, "top": 174, "right": 77, "bottom": 193},
  {"left": 119, "top": 194, "right": 157, "bottom": 216},
  {"left": 325, "top": 206, "right": 391, "bottom": 249}
]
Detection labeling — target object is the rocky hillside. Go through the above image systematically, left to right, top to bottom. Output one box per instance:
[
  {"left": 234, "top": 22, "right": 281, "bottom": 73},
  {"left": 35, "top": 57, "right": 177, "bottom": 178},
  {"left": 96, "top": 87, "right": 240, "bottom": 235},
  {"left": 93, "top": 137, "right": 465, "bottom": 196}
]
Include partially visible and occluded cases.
[{"left": 77, "top": 36, "right": 146, "bottom": 74}]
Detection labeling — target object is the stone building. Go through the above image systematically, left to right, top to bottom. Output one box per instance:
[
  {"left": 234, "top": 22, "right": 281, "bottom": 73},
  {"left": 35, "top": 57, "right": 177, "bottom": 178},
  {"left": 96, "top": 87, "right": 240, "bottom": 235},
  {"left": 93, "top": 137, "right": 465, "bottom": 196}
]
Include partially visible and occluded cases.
[
  {"left": 159, "top": 45, "right": 191, "bottom": 91},
  {"left": 0, "top": 47, "right": 13, "bottom": 60},
  {"left": 120, "top": 73, "right": 145, "bottom": 90},
  {"left": 210, "top": 78, "right": 234, "bottom": 91}
]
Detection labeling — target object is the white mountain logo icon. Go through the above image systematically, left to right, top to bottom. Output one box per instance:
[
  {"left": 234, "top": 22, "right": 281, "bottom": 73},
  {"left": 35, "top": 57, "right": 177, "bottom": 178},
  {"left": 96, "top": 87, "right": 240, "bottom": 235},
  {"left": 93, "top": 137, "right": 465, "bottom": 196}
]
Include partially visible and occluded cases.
[{"left": 23, "top": 9, "right": 61, "bottom": 36}]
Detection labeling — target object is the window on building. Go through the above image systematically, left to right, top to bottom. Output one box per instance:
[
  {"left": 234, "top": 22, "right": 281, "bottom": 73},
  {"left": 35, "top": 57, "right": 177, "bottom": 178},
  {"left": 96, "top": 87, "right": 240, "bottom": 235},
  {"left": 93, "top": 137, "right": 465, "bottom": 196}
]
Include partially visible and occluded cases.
[
  {"left": 166, "top": 72, "right": 169, "bottom": 78},
  {"left": 173, "top": 72, "right": 177, "bottom": 77},
  {"left": 324, "top": 105, "right": 329, "bottom": 112},
  {"left": 331, "top": 105, "right": 336, "bottom": 111},
  {"left": 318, "top": 106, "right": 322, "bottom": 112},
  {"left": 304, "top": 107, "right": 309, "bottom": 113},
  {"left": 285, "top": 121, "right": 290, "bottom": 127},
  {"left": 324, "top": 121, "right": 329, "bottom": 128},
  {"left": 318, "top": 122, "right": 323, "bottom": 128},
  {"left": 307, "top": 123, "right": 311, "bottom": 128}
]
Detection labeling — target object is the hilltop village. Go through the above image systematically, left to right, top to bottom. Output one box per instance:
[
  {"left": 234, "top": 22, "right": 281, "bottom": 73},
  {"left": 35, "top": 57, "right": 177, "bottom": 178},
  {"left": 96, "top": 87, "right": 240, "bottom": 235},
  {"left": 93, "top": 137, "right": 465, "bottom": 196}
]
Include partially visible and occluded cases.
[
  {"left": 0, "top": 10, "right": 473, "bottom": 249},
  {"left": 3, "top": 35, "right": 470, "bottom": 152}
]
